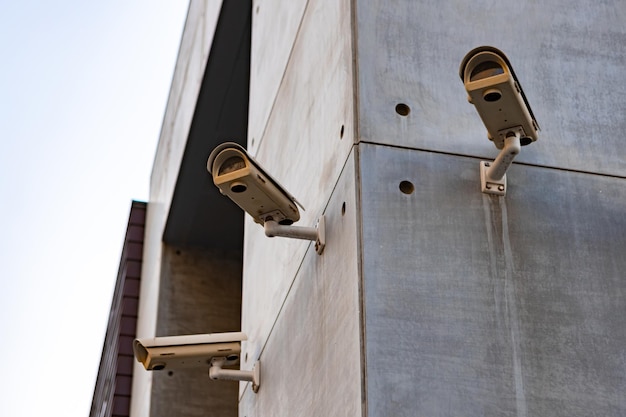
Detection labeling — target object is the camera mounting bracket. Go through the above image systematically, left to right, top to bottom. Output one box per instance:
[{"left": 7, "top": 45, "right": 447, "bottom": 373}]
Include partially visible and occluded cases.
[
  {"left": 480, "top": 128, "right": 522, "bottom": 196},
  {"left": 264, "top": 215, "right": 326, "bottom": 255},
  {"left": 209, "top": 358, "right": 260, "bottom": 393}
]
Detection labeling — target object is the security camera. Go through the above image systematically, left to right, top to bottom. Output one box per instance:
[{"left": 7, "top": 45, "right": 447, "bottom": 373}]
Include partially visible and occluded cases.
[
  {"left": 460, "top": 46, "right": 540, "bottom": 195},
  {"left": 460, "top": 46, "right": 540, "bottom": 150},
  {"left": 207, "top": 142, "right": 301, "bottom": 226},
  {"left": 208, "top": 142, "right": 326, "bottom": 254},
  {"left": 133, "top": 332, "right": 260, "bottom": 393},
  {"left": 133, "top": 332, "right": 246, "bottom": 371}
]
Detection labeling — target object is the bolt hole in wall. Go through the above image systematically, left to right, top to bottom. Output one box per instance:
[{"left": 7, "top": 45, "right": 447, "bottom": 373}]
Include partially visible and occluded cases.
[
  {"left": 395, "top": 103, "right": 410, "bottom": 116},
  {"left": 340, "top": 124, "right": 344, "bottom": 139},
  {"left": 399, "top": 180, "right": 414, "bottom": 195},
  {"left": 341, "top": 202, "right": 346, "bottom": 215}
]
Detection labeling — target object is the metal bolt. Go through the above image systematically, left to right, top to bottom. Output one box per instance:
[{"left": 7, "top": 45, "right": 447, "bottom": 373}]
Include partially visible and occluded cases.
[
  {"left": 486, "top": 184, "right": 492, "bottom": 189},
  {"left": 498, "top": 185, "right": 505, "bottom": 192}
]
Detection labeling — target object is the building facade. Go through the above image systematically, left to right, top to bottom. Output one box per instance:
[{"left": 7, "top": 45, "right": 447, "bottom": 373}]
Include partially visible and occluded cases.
[
  {"left": 93, "top": 0, "right": 626, "bottom": 416},
  {"left": 90, "top": 201, "right": 146, "bottom": 417}
]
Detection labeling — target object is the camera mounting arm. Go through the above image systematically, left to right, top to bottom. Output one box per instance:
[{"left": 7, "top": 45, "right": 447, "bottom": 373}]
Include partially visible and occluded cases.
[
  {"left": 480, "top": 128, "right": 522, "bottom": 195},
  {"left": 264, "top": 215, "right": 326, "bottom": 255},
  {"left": 209, "top": 358, "right": 260, "bottom": 393}
]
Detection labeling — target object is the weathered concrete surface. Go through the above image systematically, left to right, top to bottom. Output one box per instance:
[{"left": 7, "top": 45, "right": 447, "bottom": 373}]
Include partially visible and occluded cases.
[
  {"left": 133, "top": 0, "right": 626, "bottom": 416},
  {"left": 241, "top": 0, "right": 355, "bottom": 382},
  {"left": 242, "top": 0, "right": 626, "bottom": 415},
  {"left": 247, "top": 0, "right": 308, "bottom": 152},
  {"left": 356, "top": 0, "right": 626, "bottom": 176},
  {"left": 130, "top": 2, "right": 224, "bottom": 417},
  {"left": 359, "top": 143, "right": 626, "bottom": 417},
  {"left": 240, "top": 151, "right": 362, "bottom": 417},
  {"left": 149, "top": 245, "right": 242, "bottom": 417}
]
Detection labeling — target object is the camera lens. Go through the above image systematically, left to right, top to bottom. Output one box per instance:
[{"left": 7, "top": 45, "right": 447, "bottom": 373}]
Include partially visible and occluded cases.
[
  {"left": 483, "top": 89, "right": 502, "bottom": 102},
  {"left": 230, "top": 182, "right": 247, "bottom": 193}
]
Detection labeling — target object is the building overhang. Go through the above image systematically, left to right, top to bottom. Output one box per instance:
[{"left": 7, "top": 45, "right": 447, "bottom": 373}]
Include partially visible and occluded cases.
[{"left": 163, "top": 1, "right": 251, "bottom": 250}]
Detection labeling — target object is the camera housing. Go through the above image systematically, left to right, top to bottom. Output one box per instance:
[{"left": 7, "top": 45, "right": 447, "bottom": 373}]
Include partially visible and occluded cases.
[
  {"left": 460, "top": 46, "right": 540, "bottom": 149},
  {"left": 460, "top": 46, "right": 541, "bottom": 195},
  {"left": 207, "top": 142, "right": 301, "bottom": 226},
  {"left": 208, "top": 142, "right": 326, "bottom": 254},
  {"left": 133, "top": 332, "right": 246, "bottom": 371},
  {"left": 133, "top": 332, "right": 260, "bottom": 393}
]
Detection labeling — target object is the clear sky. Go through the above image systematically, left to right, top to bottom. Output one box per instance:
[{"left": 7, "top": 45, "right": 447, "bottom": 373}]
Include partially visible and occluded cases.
[{"left": 0, "top": 2, "right": 189, "bottom": 416}]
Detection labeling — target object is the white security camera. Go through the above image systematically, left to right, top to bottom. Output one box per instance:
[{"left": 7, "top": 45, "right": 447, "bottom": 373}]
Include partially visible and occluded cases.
[
  {"left": 460, "top": 46, "right": 541, "bottom": 195},
  {"left": 460, "top": 46, "right": 540, "bottom": 149},
  {"left": 207, "top": 142, "right": 302, "bottom": 226},
  {"left": 208, "top": 142, "right": 326, "bottom": 254},
  {"left": 133, "top": 332, "right": 260, "bottom": 393},
  {"left": 133, "top": 332, "right": 245, "bottom": 370}
]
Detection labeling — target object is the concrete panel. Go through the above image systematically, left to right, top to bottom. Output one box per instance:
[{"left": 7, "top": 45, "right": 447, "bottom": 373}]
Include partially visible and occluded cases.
[
  {"left": 150, "top": 0, "right": 223, "bottom": 212},
  {"left": 241, "top": 0, "right": 355, "bottom": 365},
  {"left": 247, "top": 0, "right": 308, "bottom": 148},
  {"left": 356, "top": 0, "right": 626, "bottom": 176},
  {"left": 131, "top": 2, "right": 223, "bottom": 417},
  {"left": 359, "top": 143, "right": 626, "bottom": 416},
  {"left": 240, "top": 151, "right": 362, "bottom": 417},
  {"left": 150, "top": 245, "right": 242, "bottom": 417},
  {"left": 155, "top": 245, "right": 242, "bottom": 337}
]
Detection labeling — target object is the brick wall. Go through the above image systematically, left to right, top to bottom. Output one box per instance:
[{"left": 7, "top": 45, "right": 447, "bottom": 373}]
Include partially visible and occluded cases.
[{"left": 90, "top": 201, "right": 146, "bottom": 417}]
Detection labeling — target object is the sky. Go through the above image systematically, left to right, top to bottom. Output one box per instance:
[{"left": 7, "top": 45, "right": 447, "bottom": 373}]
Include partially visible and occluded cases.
[{"left": 0, "top": 2, "right": 189, "bottom": 416}]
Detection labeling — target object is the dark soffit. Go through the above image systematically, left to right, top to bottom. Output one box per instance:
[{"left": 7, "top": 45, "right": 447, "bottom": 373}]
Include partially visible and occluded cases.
[{"left": 162, "top": 0, "right": 251, "bottom": 250}]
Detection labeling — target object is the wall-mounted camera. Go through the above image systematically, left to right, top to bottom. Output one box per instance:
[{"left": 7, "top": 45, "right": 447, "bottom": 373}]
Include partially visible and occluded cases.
[
  {"left": 460, "top": 46, "right": 540, "bottom": 195},
  {"left": 208, "top": 142, "right": 325, "bottom": 254},
  {"left": 133, "top": 332, "right": 260, "bottom": 393}
]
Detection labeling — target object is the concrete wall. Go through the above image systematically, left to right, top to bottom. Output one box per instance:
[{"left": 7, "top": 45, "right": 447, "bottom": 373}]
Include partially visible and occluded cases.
[
  {"left": 133, "top": 0, "right": 626, "bottom": 416},
  {"left": 240, "top": 0, "right": 361, "bottom": 413},
  {"left": 241, "top": 0, "right": 625, "bottom": 416},
  {"left": 242, "top": 0, "right": 355, "bottom": 349},
  {"left": 356, "top": 0, "right": 626, "bottom": 175},
  {"left": 354, "top": 1, "right": 626, "bottom": 414},
  {"left": 130, "top": 2, "right": 224, "bottom": 417},
  {"left": 359, "top": 144, "right": 626, "bottom": 416},
  {"left": 240, "top": 152, "right": 362, "bottom": 416},
  {"left": 150, "top": 245, "right": 242, "bottom": 417}
]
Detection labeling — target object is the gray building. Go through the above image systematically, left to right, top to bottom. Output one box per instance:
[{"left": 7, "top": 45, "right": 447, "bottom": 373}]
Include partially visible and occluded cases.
[{"left": 93, "top": 0, "right": 626, "bottom": 416}]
